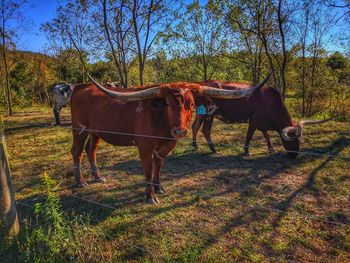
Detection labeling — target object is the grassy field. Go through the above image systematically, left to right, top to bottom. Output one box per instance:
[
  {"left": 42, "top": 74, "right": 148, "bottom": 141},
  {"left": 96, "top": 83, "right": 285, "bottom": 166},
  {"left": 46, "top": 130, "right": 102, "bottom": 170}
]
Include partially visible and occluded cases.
[{"left": 1, "top": 107, "right": 350, "bottom": 262}]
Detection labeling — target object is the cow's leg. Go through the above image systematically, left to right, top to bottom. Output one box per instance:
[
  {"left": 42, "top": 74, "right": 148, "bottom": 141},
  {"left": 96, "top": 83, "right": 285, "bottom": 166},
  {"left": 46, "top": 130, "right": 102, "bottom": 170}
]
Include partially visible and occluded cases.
[
  {"left": 53, "top": 104, "right": 62, "bottom": 125},
  {"left": 191, "top": 115, "right": 203, "bottom": 150},
  {"left": 202, "top": 116, "right": 216, "bottom": 153},
  {"left": 243, "top": 123, "right": 256, "bottom": 157},
  {"left": 262, "top": 130, "right": 275, "bottom": 153},
  {"left": 71, "top": 131, "right": 89, "bottom": 187},
  {"left": 85, "top": 134, "right": 106, "bottom": 183},
  {"left": 152, "top": 141, "right": 176, "bottom": 194},
  {"left": 138, "top": 148, "right": 158, "bottom": 204}
]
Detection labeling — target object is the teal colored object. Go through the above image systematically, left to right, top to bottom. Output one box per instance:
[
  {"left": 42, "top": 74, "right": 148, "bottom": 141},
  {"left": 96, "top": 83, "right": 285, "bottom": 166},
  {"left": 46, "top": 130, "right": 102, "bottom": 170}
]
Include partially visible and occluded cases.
[{"left": 196, "top": 105, "right": 206, "bottom": 115}]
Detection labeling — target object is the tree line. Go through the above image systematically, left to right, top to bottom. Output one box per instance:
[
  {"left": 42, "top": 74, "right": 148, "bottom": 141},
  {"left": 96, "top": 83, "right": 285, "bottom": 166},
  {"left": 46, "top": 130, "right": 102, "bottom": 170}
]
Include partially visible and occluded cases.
[{"left": 1, "top": 0, "right": 350, "bottom": 119}]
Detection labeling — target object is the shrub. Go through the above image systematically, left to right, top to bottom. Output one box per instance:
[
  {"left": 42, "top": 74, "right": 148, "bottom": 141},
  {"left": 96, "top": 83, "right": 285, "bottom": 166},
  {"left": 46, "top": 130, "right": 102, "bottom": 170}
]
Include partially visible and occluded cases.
[{"left": 1, "top": 173, "right": 105, "bottom": 262}]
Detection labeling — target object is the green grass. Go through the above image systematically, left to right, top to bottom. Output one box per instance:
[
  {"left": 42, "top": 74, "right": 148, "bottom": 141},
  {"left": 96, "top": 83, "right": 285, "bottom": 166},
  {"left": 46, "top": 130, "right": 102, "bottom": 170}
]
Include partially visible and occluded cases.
[{"left": 1, "top": 107, "right": 350, "bottom": 262}]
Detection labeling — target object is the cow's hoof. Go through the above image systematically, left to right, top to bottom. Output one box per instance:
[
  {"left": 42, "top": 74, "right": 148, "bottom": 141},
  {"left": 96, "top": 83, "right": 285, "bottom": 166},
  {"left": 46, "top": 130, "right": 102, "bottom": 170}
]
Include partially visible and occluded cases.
[
  {"left": 209, "top": 147, "right": 216, "bottom": 153},
  {"left": 268, "top": 148, "right": 275, "bottom": 154},
  {"left": 210, "top": 150, "right": 218, "bottom": 154},
  {"left": 243, "top": 153, "right": 253, "bottom": 159},
  {"left": 94, "top": 177, "right": 107, "bottom": 183},
  {"left": 75, "top": 181, "right": 89, "bottom": 188},
  {"left": 155, "top": 187, "right": 165, "bottom": 194},
  {"left": 154, "top": 196, "right": 160, "bottom": 204},
  {"left": 147, "top": 197, "right": 160, "bottom": 205}
]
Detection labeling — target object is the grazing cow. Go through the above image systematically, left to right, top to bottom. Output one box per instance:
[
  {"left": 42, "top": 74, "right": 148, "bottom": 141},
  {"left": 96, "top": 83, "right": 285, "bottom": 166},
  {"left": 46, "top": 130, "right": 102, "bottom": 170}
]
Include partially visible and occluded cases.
[
  {"left": 71, "top": 75, "right": 267, "bottom": 204},
  {"left": 192, "top": 79, "right": 332, "bottom": 158},
  {"left": 52, "top": 83, "right": 73, "bottom": 125}
]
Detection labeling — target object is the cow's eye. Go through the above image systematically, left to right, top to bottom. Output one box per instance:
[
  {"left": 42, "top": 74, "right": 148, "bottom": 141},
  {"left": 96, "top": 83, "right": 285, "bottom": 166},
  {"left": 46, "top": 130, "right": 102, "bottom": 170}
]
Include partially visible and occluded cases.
[{"left": 150, "top": 98, "right": 168, "bottom": 109}]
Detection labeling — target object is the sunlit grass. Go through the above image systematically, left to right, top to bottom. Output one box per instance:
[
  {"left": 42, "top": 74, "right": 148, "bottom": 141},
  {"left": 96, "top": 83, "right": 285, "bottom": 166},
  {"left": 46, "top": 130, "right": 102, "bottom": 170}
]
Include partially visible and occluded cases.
[{"left": 1, "top": 107, "right": 349, "bottom": 262}]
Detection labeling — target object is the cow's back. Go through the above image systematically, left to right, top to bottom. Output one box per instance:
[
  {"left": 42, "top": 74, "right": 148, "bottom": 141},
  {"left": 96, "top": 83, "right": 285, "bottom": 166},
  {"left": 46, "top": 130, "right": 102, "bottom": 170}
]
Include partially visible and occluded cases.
[
  {"left": 203, "top": 80, "right": 255, "bottom": 121},
  {"left": 205, "top": 80, "right": 292, "bottom": 130},
  {"left": 70, "top": 83, "right": 174, "bottom": 146},
  {"left": 71, "top": 83, "right": 140, "bottom": 145}
]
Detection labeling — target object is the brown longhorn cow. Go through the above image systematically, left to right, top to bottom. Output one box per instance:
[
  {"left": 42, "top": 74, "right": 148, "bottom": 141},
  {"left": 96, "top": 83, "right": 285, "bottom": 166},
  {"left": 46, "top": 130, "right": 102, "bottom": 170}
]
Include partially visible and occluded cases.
[
  {"left": 70, "top": 75, "right": 266, "bottom": 204},
  {"left": 192, "top": 79, "right": 332, "bottom": 158}
]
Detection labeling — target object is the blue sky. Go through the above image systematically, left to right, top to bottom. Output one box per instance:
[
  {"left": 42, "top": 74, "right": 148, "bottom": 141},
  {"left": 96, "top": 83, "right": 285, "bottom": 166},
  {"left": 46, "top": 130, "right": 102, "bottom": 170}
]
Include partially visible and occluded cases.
[
  {"left": 15, "top": 0, "right": 349, "bottom": 53},
  {"left": 17, "top": 0, "right": 57, "bottom": 52},
  {"left": 18, "top": 0, "right": 202, "bottom": 52}
]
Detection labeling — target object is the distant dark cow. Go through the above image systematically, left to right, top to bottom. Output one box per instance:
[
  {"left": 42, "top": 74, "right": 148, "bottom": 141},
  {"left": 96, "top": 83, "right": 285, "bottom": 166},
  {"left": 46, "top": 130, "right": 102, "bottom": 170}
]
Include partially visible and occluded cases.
[
  {"left": 71, "top": 75, "right": 266, "bottom": 204},
  {"left": 192, "top": 79, "right": 331, "bottom": 158}
]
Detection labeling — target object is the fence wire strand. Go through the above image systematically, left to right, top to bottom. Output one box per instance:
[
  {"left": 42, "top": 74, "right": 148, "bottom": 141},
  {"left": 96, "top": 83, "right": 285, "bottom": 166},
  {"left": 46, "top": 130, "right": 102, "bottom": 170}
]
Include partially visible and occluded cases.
[
  {"left": 6, "top": 116, "right": 350, "bottom": 259},
  {"left": 56, "top": 124, "right": 350, "bottom": 159}
]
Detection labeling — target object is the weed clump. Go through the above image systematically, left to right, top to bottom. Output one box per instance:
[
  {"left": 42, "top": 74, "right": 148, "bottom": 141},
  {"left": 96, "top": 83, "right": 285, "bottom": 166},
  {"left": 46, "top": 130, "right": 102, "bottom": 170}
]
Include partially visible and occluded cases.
[{"left": 1, "top": 173, "right": 104, "bottom": 262}]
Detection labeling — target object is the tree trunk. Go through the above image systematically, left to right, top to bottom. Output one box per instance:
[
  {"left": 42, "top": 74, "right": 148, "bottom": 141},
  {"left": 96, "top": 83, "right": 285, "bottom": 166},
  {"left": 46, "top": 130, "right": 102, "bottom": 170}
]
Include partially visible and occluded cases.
[
  {"left": 102, "top": 0, "right": 126, "bottom": 88},
  {"left": 133, "top": 0, "right": 144, "bottom": 86},
  {"left": 277, "top": 0, "right": 287, "bottom": 101},
  {"left": 300, "top": 4, "right": 309, "bottom": 117},
  {"left": 1, "top": 8, "right": 12, "bottom": 115},
  {"left": 261, "top": 34, "right": 277, "bottom": 88},
  {"left": 301, "top": 48, "right": 306, "bottom": 117},
  {"left": 1, "top": 49, "right": 12, "bottom": 115},
  {"left": 138, "top": 60, "right": 144, "bottom": 86},
  {"left": 203, "top": 62, "right": 207, "bottom": 82}
]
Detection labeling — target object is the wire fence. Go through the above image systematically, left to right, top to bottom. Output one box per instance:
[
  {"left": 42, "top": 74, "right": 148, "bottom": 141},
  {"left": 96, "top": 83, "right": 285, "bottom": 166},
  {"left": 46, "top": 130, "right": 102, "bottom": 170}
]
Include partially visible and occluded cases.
[
  {"left": 6, "top": 115, "right": 350, "bottom": 260},
  {"left": 6, "top": 120, "right": 348, "bottom": 159},
  {"left": 72, "top": 124, "right": 350, "bottom": 159}
]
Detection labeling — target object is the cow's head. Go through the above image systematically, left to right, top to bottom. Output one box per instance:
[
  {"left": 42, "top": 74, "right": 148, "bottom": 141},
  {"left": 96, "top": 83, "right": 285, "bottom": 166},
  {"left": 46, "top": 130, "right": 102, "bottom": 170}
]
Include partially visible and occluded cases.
[
  {"left": 88, "top": 74, "right": 270, "bottom": 140},
  {"left": 154, "top": 85, "right": 195, "bottom": 138},
  {"left": 280, "top": 118, "right": 334, "bottom": 158}
]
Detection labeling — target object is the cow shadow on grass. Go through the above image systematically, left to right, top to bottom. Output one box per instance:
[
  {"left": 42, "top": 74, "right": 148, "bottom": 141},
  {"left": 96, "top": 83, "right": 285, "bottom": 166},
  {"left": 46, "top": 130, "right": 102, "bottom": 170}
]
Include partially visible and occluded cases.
[
  {"left": 88, "top": 134, "right": 344, "bottom": 208},
  {"left": 92, "top": 134, "right": 349, "bottom": 258},
  {"left": 15, "top": 135, "right": 349, "bottom": 261},
  {"left": 192, "top": 135, "right": 350, "bottom": 258},
  {"left": 68, "top": 147, "right": 294, "bottom": 220}
]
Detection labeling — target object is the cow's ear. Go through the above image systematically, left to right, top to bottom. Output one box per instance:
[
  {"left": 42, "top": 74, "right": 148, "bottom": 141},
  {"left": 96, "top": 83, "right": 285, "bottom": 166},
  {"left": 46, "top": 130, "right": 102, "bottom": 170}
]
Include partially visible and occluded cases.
[{"left": 149, "top": 98, "right": 168, "bottom": 109}]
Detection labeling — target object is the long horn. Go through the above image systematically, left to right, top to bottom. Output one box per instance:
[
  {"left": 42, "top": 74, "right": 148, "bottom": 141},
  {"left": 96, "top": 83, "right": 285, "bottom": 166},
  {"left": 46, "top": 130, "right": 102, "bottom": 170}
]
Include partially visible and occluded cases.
[
  {"left": 202, "top": 73, "right": 270, "bottom": 99},
  {"left": 88, "top": 74, "right": 161, "bottom": 101},
  {"left": 299, "top": 116, "right": 335, "bottom": 126},
  {"left": 281, "top": 126, "right": 297, "bottom": 141}
]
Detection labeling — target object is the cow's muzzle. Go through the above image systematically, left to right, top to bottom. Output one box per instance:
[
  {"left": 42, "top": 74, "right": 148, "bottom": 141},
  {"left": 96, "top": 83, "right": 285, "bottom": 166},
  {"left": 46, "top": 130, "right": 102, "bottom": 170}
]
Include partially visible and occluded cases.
[{"left": 171, "top": 127, "right": 188, "bottom": 139}]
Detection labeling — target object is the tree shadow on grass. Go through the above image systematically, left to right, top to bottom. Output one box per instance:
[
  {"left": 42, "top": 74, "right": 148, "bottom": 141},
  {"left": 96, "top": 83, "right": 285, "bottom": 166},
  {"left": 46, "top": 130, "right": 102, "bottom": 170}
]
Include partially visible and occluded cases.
[
  {"left": 4, "top": 119, "right": 71, "bottom": 135},
  {"left": 14, "top": 134, "right": 349, "bottom": 261},
  {"left": 192, "top": 135, "right": 350, "bottom": 259},
  {"left": 271, "top": 135, "right": 350, "bottom": 227}
]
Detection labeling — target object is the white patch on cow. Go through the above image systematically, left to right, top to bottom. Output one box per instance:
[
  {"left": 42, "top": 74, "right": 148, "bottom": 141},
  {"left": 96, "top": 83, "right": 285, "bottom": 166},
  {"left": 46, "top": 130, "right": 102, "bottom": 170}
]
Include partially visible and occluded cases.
[
  {"left": 179, "top": 88, "right": 189, "bottom": 95},
  {"left": 136, "top": 101, "right": 143, "bottom": 113},
  {"left": 207, "top": 103, "right": 218, "bottom": 115}
]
